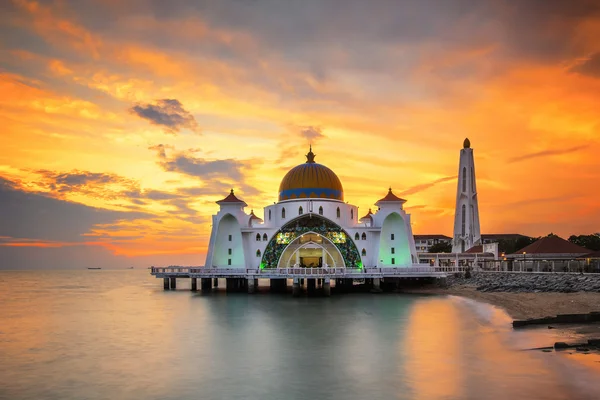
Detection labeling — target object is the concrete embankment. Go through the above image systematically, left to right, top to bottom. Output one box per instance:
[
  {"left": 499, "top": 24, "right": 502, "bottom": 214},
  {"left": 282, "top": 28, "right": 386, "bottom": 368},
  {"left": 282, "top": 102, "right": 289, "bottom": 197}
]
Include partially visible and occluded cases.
[{"left": 446, "top": 272, "right": 600, "bottom": 293}]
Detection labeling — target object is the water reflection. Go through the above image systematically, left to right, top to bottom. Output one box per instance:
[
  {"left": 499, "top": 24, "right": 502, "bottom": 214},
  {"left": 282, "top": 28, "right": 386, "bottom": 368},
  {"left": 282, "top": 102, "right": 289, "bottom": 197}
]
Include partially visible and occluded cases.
[
  {"left": 1, "top": 271, "right": 599, "bottom": 400},
  {"left": 404, "top": 297, "right": 464, "bottom": 399}
]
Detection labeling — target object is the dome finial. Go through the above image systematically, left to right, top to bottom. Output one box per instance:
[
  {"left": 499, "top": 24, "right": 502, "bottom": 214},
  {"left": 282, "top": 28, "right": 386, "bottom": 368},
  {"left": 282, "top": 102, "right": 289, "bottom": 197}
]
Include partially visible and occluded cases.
[
  {"left": 463, "top": 138, "right": 471, "bottom": 148},
  {"left": 306, "top": 145, "right": 316, "bottom": 163},
  {"left": 230, "top": 188, "right": 234, "bottom": 194}
]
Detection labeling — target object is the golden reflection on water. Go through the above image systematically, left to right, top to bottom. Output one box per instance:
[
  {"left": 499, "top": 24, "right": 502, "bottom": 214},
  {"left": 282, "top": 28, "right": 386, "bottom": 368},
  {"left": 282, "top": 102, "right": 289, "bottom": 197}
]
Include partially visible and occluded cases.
[{"left": 403, "top": 297, "right": 464, "bottom": 400}]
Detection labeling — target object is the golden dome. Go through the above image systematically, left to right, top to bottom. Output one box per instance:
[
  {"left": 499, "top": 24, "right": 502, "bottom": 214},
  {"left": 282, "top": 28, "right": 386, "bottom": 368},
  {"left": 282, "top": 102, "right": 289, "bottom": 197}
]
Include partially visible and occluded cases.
[{"left": 278, "top": 147, "right": 344, "bottom": 202}]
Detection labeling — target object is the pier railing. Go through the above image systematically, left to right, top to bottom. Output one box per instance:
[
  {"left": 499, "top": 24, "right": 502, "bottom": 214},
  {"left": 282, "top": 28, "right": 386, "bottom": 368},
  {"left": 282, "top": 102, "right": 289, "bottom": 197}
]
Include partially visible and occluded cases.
[{"left": 150, "top": 266, "right": 450, "bottom": 277}]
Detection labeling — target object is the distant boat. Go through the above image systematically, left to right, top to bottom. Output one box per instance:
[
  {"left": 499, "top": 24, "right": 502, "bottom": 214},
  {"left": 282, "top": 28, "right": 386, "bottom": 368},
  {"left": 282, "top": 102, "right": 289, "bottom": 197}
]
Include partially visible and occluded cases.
[{"left": 87, "top": 267, "right": 101, "bottom": 270}]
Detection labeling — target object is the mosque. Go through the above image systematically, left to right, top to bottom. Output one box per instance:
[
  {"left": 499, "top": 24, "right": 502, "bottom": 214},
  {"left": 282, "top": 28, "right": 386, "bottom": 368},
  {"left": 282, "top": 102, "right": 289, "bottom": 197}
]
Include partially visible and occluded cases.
[{"left": 204, "top": 146, "right": 419, "bottom": 271}]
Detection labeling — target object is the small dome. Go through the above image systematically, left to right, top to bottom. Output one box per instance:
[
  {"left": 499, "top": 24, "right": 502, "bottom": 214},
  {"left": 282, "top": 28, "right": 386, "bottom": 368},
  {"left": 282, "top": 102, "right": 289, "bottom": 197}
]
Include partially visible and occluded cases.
[
  {"left": 463, "top": 138, "right": 471, "bottom": 148},
  {"left": 278, "top": 147, "right": 344, "bottom": 202}
]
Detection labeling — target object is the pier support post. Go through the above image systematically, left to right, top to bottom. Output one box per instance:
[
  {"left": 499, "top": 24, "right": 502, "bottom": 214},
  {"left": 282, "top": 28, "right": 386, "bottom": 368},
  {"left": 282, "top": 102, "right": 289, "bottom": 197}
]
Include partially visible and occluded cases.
[
  {"left": 163, "top": 277, "right": 169, "bottom": 290},
  {"left": 169, "top": 277, "right": 176, "bottom": 290},
  {"left": 191, "top": 277, "right": 197, "bottom": 291},
  {"left": 201, "top": 278, "right": 212, "bottom": 291},
  {"left": 213, "top": 278, "right": 219, "bottom": 287},
  {"left": 247, "top": 278, "right": 256, "bottom": 294},
  {"left": 270, "top": 278, "right": 286, "bottom": 293},
  {"left": 292, "top": 278, "right": 301, "bottom": 297},
  {"left": 307, "top": 278, "right": 316, "bottom": 295},
  {"left": 323, "top": 278, "right": 331, "bottom": 297},
  {"left": 344, "top": 278, "right": 353, "bottom": 292},
  {"left": 371, "top": 278, "right": 382, "bottom": 293}
]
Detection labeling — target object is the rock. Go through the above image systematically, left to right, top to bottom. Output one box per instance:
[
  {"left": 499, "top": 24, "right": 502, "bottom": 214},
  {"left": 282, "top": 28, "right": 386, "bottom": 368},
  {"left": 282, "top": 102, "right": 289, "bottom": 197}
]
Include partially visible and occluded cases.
[
  {"left": 548, "top": 326, "right": 555, "bottom": 329},
  {"left": 554, "top": 342, "right": 570, "bottom": 349}
]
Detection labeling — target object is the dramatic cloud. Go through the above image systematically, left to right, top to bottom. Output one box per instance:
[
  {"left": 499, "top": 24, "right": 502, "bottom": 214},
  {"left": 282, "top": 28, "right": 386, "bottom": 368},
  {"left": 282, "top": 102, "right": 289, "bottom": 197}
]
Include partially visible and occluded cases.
[
  {"left": 2, "top": 0, "right": 600, "bottom": 268},
  {"left": 570, "top": 53, "right": 600, "bottom": 78},
  {"left": 130, "top": 99, "right": 199, "bottom": 134},
  {"left": 299, "top": 126, "right": 324, "bottom": 142},
  {"left": 150, "top": 144, "right": 248, "bottom": 181},
  {"left": 508, "top": 145, "right": 589, "bottom": 163},
  {"left": 36, "top": 170, "right": 134, "bottom": 197},
  {"left": 0, "top": 176, "right": 150, "bottom": 243},
  {"left": 400, "top": 176, "right": 457, "bottom": 196}
]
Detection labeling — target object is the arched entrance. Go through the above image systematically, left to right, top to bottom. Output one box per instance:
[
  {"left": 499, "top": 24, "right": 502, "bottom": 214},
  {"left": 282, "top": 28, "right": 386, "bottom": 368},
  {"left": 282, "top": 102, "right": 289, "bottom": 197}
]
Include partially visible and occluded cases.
[
  {"left": 260, "top": 214, "right": 362, "bottom": 269},
  {"left": 278, "top": 232, "right": 344, "bottom": 268}
]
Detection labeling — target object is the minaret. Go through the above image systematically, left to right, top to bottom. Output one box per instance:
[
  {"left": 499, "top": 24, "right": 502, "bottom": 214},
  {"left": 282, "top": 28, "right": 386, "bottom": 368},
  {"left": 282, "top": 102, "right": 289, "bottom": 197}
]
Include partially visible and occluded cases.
[{"left": 452, "top": 138, "right": 481, "bottom": 253}]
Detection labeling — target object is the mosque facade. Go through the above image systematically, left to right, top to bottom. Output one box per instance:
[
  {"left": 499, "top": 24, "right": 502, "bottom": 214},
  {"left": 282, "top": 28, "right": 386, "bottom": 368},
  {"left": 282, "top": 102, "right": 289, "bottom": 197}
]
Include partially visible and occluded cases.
[{"left": 204, "top": 147, "right": 419, "bottom": 270}]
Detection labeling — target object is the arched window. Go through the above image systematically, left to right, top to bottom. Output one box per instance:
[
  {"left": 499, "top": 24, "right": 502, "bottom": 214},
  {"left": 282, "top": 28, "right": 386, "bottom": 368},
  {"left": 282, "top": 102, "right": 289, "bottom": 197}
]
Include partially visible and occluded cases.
[
  {"left": 462, "top": 167, "right": 467, "bottom": 192},
  {"left": 471, "top": 168, "right": 475, "bottom": 191},
  {"left": 461, "top": 204, "right": 466, "bottom": 236},
  {"left": 298, "top": 206, "right": 303, "bottom": 215},
  {"left": 318, "top": 206, "right": 323, "bottom": 215},
  {"left": 336, "top": 207, "right": 340, "bottom": 218},
  {"left": 282, "top": 208, "right": 286, "bottom": 219},
  {"left": 268, "top": 209, "right": 271, "bottom": 220},
  {"left": 351, "top": 209, "right": 354, "bottom": 220},
  {"left": 355, "top": 232, "right": 360, "bottom": 240},
  {"left": 361, "top": 232, "right": 367, "bottom": 240},
  {"left": 255, "top": 233, "right": 261, "bottom": 241},
  {"left": 262, "top": 233, "right": 268, "bottom": 241},
  {"left": 361, "top": 248, "right": 367, "bottom": 256},
  {"left": 256, "top": 249, "right": 261, "bottom": 257}
]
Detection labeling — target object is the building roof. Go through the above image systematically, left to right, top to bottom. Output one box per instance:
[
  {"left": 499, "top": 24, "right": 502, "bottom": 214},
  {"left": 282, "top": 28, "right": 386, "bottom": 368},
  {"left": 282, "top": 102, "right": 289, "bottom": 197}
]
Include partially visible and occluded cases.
[
  {"left": 278, "top": 146, "right": 344, "bottom": 202},
  {"left": 376, "top": 188, "right": 406, "bottom": 204},
  {"left": 216, "top": 189, "right": 247, "bottom": 206},
  {"left": 359, "top": 208, "right": 373, "bottom": 221},
  {"left": 249, "top": 210, "right": 262, "bottom": 222},
  {"left": 482, "top": 233, "right": 530, "bottom": 240},
  {"left": 414, "top": 234, "right": 452, "bottom": 240},
  {"left": 514, "top": 235, "right": 589, "bottom": 255},
  {"left": 465, "top": 245, "right": 483, "bottom": 253},
  {"left": 584, "top": 250, "right": 600, "bottom": 258}
]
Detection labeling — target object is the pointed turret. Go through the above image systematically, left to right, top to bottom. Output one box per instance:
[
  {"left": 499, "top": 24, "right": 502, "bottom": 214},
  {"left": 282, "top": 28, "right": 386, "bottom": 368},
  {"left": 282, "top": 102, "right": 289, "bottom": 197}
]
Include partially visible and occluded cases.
[{"left": 216, "top": 189, "right": 247, "bottom": 207}]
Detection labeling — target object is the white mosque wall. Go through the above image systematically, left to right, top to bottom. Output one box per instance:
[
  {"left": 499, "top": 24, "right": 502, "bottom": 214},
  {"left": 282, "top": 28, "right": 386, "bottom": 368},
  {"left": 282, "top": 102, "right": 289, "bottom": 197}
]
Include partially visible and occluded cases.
[
  {"left": 206, "top": 197, "right": 419, "bottom": 269},
  {"left": 262, "top": 199, "right": 358, "bottom": 229},
  {"left": 211, "top": 213, "right": 245, "bottom": 268}
]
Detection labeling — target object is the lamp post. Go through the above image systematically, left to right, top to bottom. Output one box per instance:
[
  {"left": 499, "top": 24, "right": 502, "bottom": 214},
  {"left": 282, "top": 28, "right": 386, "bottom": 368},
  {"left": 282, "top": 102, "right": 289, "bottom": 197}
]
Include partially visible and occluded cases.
[{"left": 522, "top": 251, "right": 527, "bottom": 272}]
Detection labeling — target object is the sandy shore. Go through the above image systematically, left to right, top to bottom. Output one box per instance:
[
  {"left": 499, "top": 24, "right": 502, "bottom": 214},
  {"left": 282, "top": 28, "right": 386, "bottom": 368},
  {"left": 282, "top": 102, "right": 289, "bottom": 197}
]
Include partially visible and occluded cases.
[{"left": 407, "top": 285, "right": 600, "bottom": 320}]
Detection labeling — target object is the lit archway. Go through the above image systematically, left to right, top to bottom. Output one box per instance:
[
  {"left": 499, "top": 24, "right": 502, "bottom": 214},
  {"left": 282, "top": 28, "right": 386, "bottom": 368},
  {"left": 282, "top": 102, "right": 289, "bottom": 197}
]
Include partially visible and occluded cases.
[
  {"left": 260, "top": 214, "right": 362, "bottom": 269},
  {"left": 278, "top": 231, "right": 344, "bottom": 268}
]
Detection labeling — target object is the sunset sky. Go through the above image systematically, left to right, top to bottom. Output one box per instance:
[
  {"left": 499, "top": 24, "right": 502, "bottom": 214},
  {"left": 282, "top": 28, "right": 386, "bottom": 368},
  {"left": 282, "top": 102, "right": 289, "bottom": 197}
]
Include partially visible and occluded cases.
[{"left": 1, "top": 0, "right": 599, "bottom": 269}]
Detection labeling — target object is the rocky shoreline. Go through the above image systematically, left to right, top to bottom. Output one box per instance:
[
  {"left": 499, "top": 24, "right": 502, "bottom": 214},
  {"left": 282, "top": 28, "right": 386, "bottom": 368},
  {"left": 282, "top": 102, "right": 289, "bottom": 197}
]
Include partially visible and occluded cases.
[{"left": 445, "top": 272, "right": 600, "bottom": 293}]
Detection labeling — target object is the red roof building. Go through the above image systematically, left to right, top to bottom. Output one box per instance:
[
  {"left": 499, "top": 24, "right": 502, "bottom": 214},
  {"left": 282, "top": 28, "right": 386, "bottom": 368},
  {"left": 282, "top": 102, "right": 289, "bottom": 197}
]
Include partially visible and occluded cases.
[{"left": 510, "top": 235, "right": 589, "bottom": 258}]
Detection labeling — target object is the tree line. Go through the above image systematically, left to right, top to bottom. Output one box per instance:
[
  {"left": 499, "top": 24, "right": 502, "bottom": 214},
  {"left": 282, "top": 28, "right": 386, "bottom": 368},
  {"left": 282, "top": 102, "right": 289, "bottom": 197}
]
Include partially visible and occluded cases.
[{"left": 427, "top": 233, "right": 600, "bottom": 254}]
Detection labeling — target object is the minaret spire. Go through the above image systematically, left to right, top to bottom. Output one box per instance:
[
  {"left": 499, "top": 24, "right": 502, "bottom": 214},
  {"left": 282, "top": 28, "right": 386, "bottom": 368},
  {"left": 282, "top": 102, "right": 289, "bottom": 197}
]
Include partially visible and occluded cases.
[{"left": 452, "top": 138, "right": 481, "bottom": 253}]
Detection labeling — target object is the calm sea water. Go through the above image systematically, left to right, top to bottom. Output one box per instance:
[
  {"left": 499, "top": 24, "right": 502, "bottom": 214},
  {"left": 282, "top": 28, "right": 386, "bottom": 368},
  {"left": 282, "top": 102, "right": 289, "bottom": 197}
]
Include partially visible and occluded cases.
[{"left": 0, "top": 270, "right": 599, "bottom": 400}]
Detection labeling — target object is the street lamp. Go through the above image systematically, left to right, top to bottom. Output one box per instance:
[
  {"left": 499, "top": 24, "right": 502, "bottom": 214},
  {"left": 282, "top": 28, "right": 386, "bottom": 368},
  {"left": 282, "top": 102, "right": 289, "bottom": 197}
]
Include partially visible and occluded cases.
[{"left": 522, "top": 251, "right": 527, "bottom": 271}]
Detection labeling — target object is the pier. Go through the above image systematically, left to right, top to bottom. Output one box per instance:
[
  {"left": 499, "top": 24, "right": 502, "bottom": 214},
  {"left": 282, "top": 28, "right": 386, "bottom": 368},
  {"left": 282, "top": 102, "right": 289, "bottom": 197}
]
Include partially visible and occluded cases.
[{"left": 150, "top": 266, "right": 451, "bottom": 295}]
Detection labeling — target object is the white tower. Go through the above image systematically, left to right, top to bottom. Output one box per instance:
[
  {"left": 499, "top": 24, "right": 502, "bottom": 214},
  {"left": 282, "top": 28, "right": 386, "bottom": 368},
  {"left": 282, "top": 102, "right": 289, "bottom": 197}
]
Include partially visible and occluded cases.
[{"left": 452, "top": 138, "right": 481, "bottom": 253}]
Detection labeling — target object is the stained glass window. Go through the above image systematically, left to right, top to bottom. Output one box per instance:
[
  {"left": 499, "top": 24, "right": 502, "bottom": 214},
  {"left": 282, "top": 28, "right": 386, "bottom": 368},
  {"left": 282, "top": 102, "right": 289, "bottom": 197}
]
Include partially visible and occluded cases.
[{"left": 276, "top": 232, "right": 295, "bottom": 244}]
